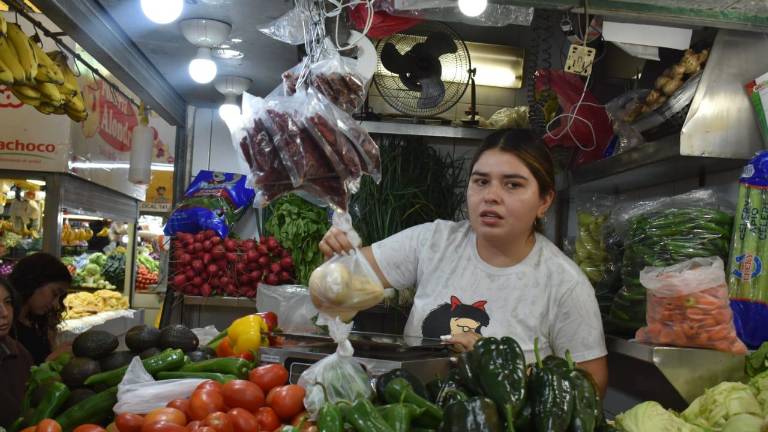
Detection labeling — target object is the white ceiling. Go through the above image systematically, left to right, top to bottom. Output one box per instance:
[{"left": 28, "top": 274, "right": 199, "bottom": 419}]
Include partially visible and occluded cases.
[{"left": 97, "top": 0, "right": 300, "bottom": 107}]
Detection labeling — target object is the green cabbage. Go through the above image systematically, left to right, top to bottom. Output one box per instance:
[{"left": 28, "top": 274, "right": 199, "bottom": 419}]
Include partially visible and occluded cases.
[
  {"left": 88, "top": 252, "right": 107, "bottom": 267},
  {"left": 83, "top": 263, "right": 101, "bottom": 277},
  {"left": 749, "top": 370, "right": 768, "bottom": 414},
  {"left": 682, "top": 382, "right": 762, "bottom": 430},
  {"left": 615, "top": 401, "right": 703, "bottom": 432},
  {"left": 721, "top": 414, "right": 765, "bottom": 432}
]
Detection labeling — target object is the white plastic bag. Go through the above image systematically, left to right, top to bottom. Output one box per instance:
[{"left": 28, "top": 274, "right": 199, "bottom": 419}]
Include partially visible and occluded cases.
[
  {"left": 308, "top": 213, "right": 383, "bottom": 321},
  {"left": 256, "top": 284, "right": 318, "bottom": 333},
  {"left": 298, "top": 314, "right": 373, "bottom": 416},
  {"left": 192, "top": 325, "right": 220, "bottom": 346},
  {"left": 114, "top": 357, "right": 205, "bottom": 414}
]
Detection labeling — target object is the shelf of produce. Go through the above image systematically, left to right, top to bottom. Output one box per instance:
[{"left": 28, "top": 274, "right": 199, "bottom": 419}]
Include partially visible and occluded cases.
[
  {"left": 361, "top": 121, "right": 494, "bottom": 141},
  {"left": 566, "top": 136, "right": 747, "bottom": 193},
  {"left": 183, "top": 295, "right": 257, "bottom": 308},
  {"left": 606, "top": 336, "right": 744, "bottom": 411}
]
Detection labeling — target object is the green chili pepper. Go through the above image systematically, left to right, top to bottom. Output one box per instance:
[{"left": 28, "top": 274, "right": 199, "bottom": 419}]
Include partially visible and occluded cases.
[
  {"left": 383, "top": 378, "right": 442, "bottom": 425},
  {"left": 28, "top": 381, "right": 70, "bottom": 425},
  {"left": 339, "top": 399, "right": 394, "bottom": 432},
  {"left": 317, "top": 402, "right": 343, "bottom": 432},
  {"left": 377, "top": 403, "right": 423, "bottom": 432}
]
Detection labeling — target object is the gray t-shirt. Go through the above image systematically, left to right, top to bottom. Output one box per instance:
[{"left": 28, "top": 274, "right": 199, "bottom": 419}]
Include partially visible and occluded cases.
[{"left": 371, "top": 220, "right": 607, "bottom": 363}]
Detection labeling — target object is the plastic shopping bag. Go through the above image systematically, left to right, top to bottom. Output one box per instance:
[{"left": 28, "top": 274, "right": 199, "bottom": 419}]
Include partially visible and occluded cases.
[
  {"left": 308, "top": 213, "right": 382, "bottom": 321},
  {"left": 635, "top": 257, "right": 747, "bottom": 354},
  {"left": 298, "top": 314, "right": 374, "bottom": 417},
  {"left": 114, "top": 357, "right": 205, "bottom": 414}
]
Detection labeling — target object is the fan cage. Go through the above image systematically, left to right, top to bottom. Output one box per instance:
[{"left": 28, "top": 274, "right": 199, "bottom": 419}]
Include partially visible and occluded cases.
[{"left": 373, "top": 24, "right": 471, "bottom": 118}]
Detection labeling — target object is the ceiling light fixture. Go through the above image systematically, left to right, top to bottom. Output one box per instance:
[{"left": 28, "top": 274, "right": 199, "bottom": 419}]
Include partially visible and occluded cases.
[
  {"left": 141, "top": 0, "right": 183, "bottom": 24},
  {"left": 458, "top": 0, "right": 487, "bottom": 17},
  {"left": 180, "top": 19, "right": 232, "bottom": 84},
  {"left": 214, "top": 48, "right": 245, "bottom": 60},
  {"left": 214, "top": 75, "right": 251, "bottom": 126}
]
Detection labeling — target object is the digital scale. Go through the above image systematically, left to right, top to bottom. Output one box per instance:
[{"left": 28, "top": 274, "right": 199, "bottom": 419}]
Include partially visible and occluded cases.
[{"left": 259, "top": 331, "right": 454, "bottom": 384}]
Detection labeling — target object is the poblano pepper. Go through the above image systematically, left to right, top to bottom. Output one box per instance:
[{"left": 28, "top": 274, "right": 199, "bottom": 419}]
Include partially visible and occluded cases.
[
  {"left": 473, "top": 337, "right": 527, "bottom": 432},
  {"left": 531, "top": 338, "right": 573, "bottom": 432},
  {"left": 566, "top": 353, "right": 602, "bottom": 432},
  {"left": 377, "top": 369, "right": 429, "bottom": 400},
  {"left": 384, "top": 378, "right": 443, "bottom": 425},
  {"left": 441, "top": 396, "right": 503, "bottom": 432},
  {"left": 339, "top": 399, "right": 394, "bottom": 432},
  {"left": 377, "top": 403, "right": 424, "bottom": 432}
]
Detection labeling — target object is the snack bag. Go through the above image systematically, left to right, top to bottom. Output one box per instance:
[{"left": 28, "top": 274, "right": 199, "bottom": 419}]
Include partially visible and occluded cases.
[
  {"left": 164, "top": 171, "right": 255, "bottom": 238},
  {"left": 308, "top": 212, "right": 383, "bottom": 321},
  {"left": 635, "top": 257, "right": 747, "bottom": 354}
]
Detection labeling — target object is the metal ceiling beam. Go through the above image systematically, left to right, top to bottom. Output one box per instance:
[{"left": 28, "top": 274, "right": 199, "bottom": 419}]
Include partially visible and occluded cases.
[{"left": 33, "top": 0, "right": 188, "bottom": 126}]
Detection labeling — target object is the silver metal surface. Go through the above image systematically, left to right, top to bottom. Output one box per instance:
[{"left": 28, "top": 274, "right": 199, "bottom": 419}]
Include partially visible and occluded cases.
[
  {"left": 35, "top": 0, "right": 187, "bottom": 125},
  {"left": 682, "top": 29, "right": 768, "bottom": 158},
  {"left": 362, "top": 121, "right": 493, "bottom": 141},
  {"left": 569, "top": 135, "right": 746, "bottom": 193},
  {"left": 59, "top": 174, "right": 140, "bottom": 222},
  {"left": 184, "top": 295, "right": 258, "bottom": 308},
  {"left": 607, "top": 336, "right": 745, "bottom": 405}
]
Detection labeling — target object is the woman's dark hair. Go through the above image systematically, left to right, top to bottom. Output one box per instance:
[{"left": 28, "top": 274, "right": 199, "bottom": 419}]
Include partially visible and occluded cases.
[
  {"left": 469, "top": 129, "right": 556, "bottom": 232},
  {"left": 9, "top": 253, "right": 72, "bottom": 333},
  {"left": 0, "top": 278, "right": 20, "bottom": 337}
]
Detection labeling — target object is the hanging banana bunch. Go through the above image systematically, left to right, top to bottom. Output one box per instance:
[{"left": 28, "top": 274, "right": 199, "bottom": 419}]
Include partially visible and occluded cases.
[{"left": 48, "top": 50, "right": 88, "bottom": 122}]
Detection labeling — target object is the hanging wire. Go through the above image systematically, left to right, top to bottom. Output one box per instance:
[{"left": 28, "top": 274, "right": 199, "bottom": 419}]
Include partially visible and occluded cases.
[{"left": 5, "top": 0, "right": 142, "bottom": 109}]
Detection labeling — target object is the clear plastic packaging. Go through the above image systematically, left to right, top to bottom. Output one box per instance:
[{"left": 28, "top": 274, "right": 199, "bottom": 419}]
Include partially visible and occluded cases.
[
  {"left": 375, "top": 0, "right": 533, "bottom": 27},
  {"left": 258, "top": 6, "right": 309, "bottom": 45},
  {"left": 284, "top": 51, "right": 370, "bottom": 114},
  {"left": 487, "top": 106, "right": 530, "bottom": 130},
  {"left": 727, "top": 152, "right": 768, "bottom": 348},
  {"left": 607, "top": 189, "right": 733, "bottom": 336},
  {"left": 308, "top": 212, "right": 381, "bottom": 321},
  {"left": 635, "top": 257, "right": 747, "bottom": 354},
  {"left": 256, "top": 284, "right": 318, "bottom": 333},
  {"left": 298, "top": 314, "right": 374, "bottom": 417},
  {"left": 115, "top": 357, "right": 205, "bottom": 414}
]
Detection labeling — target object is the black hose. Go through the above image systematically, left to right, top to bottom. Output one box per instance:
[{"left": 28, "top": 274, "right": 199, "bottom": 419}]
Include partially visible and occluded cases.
[{"left": 526, "top": 9, "right": 555, "bottom": 136}]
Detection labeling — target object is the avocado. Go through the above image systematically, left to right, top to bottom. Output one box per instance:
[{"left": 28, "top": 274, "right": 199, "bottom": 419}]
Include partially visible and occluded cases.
[
  {"left": 125, "top": 325, "right": 161, "bottom": 353},
  {"left": 158, "top": 325, "right": 199, "bottom": 352},
  {"left": 73, "top": 330, "right": 119, "bottom": 359},
  {"left": 140, "top": 347, "right": 161, "bottom": 359},
  {"left": 186, "top": 349, "right": 214, "bottom": 363},
  {"left": 100, "top": 350, "right": 136, "bottom": 371},
  {"left": 61, "top": 357, "right": 102, "bottom": 387},
  {"left": 62, "top": 388, "right": 96, "bottom": 410}
]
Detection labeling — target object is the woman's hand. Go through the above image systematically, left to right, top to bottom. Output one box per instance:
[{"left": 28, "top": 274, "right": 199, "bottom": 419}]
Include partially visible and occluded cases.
[
  {"left": 319, "top": 227, "right": 356, "bottom": 259},
  {"left": 442, "top": 332, "right": 482, "bottom": 353}
]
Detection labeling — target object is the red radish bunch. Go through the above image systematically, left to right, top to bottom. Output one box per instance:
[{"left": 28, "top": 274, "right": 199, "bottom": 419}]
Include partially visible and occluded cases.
[{"left": 171, "top": 230, "right": 295, "bottom": 298}]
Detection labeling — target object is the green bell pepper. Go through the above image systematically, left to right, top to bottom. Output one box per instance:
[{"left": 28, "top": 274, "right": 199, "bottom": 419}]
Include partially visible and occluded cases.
[
  {"left": 473, "top": 337, "right": 527, "bottom": 432},
  {"left": 441, "top": 397, "right": 503, "bottom": 432}
]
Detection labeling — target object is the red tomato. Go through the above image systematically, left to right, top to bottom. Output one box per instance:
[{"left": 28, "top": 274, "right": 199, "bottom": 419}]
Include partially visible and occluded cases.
[
  {"left": 256, "top": 312, "right": 278, "bottom": 331},
  {"left": 216, "top": 338, "right": 234, "bottom": 358},
  {"left": 234, "top": 351, "right": 254, "bottom": 362},
  {"left": 249, "top": 365, "right": 289, "bottom": 394},
  {"left": 196, "top": 380, "right": 224, "bottom": 393},
  {"left": 222, "top": 380, "right": 265, "bottom": 411},
  {"left": 266, "top": 385, "right": 305, "bottom": 421},
  {"left": 189, "top": 389, "right": 227, "bottom": 421},
  {"left": 167, "top": 399, "right": 191, "bottom": 417},
  {"left": 254, "top": 407, "right": 281, "bottom": 432},
  {"left": 145, "top": 408, "right": 187, "bottom": 427},
  {"left": 226, "top": 408, "right": 259, "bottom": 432},
  {"left": 203, "top": 412, "right": 233, "bottom": 432},
  {"left": 115, "top": 413, "right": 145, "bottom": 432},
  {"left": 291, "top": 413, "right": 316, "bottom": 432},
  {"left": 36, "top": 419, "right": 63, "bottom": 432},
  {"left": 141, "top": 422, "right": 188, "bottom": 432},
  {"left": 185, "top": 422, "right": 201, "bottom": 432},
  {"left": 73, "top": 425, "right": 106, "bottom": 432},
  {"left": 21, "top": 427, "right": 37, "bottom": 432},
  {"left": 197, "top": 428, "right": 216, "bottom": 432}
]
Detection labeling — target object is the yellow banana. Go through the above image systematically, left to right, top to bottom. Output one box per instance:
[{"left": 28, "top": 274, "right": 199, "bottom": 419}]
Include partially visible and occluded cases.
[
  {"left": 0, "top": 14, "right": 6, "bottom": 37},
  {"left": 5, "top": 23, "right": 37, "bottom": 83},
  {"left": 0, "top": 36, "right": 24, "bottom": 83},
  {"left": 30, "top": 38, "right": 64, "bottom": 84},
  {"left": 48, "top": 51, "right": 78, "bottom": 97},
  {"left": 0, "top": 57, "right": 13, "bottom": 85},
  {"left": 37, "top": 81, "right": 64, "bottom": 106},
  {"left": 13, "top": 84, "right": 40, "bottom": 99},
  {"left": 11, "top": 91, "right": 40, "bottom": 107},
  {"left": 35, "top": 102, "right": 56, "bottom": 115},
  {"left": 66, "top": 106, "right": 88, "bottom": 122}
]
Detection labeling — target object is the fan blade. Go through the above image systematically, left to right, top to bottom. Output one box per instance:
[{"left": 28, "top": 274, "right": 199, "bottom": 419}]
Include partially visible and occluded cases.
[
  {"left": 421, "top": 32, "right": 458, "bottom": 58},
  {"left": 381, "top": 42, "right": 410, "bottom": 75},
  {"left": 399, "top": 73, "right": 421, "bottom": 92},
  {"left": 417, "top": 76, "right": 445, "bottom": 109}
]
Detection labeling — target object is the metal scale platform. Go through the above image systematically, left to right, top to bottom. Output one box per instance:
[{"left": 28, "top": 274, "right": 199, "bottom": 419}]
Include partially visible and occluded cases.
[{"left": 259, "top": 332, "right": 454, "bottom": 384}]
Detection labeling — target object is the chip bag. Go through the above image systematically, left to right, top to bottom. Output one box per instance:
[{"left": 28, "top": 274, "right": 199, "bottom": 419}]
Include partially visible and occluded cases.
[
  {"left": 164, "top": 171, "right": 255, "bottom": 238},
  {"left": 635, "top": 257, "right": 747, "bottom": 354}
]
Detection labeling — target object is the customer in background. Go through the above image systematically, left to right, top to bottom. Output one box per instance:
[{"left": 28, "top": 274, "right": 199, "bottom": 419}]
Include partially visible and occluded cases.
[
  {"left": 10, "top": 252, "right": 72, "bottom": 364},
  {"left": 0, "top": 279, "right": 33, "bottom": 428}
]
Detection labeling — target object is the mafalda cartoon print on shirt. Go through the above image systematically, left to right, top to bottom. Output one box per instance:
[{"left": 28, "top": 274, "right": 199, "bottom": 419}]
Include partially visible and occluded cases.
[{"left": 421, "top": 295, "right": 490, "bottom": 338}]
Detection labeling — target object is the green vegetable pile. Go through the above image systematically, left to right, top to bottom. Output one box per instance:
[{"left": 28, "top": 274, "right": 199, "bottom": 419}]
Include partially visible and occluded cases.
[
  {"left": 265, "top": 194, "right": 330, "bottom": 286},
  {"left": 607, "top": 208, "right": 732, "bottom": 336},
  {"left": 574, "top": 211, "right": 623, "bottom": 318},
  {"left": 71, "top": 252, "right": 119, "bottom": 290},
  {"left": 616, "top": 372, "right": 768, "bottom": 432}
]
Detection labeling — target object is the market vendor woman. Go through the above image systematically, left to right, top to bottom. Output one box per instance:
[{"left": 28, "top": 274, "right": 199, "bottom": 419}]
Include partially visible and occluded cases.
[{"left": 320, "top": 129, "right": 608, "bottom": 395}]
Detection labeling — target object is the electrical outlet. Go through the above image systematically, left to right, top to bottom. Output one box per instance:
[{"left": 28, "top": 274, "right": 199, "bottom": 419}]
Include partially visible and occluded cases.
[{"left": 565, "top": 44, "right": 597, "bottom": 77}]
